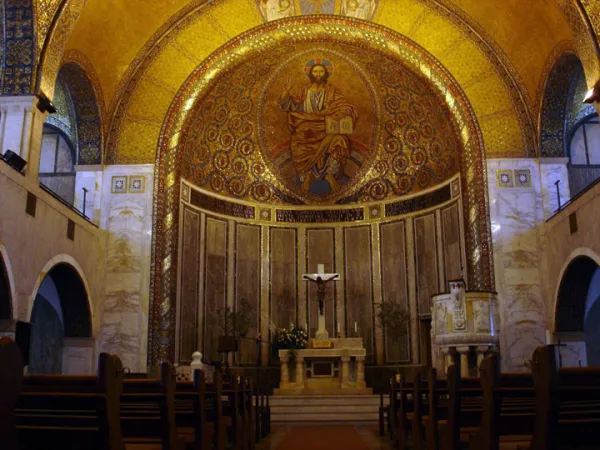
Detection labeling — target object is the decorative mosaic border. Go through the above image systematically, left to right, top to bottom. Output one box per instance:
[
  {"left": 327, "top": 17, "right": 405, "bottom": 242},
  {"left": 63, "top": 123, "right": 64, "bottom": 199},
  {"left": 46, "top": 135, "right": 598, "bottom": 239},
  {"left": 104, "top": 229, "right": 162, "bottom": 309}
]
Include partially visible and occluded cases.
[
  {"left": 2, "top": 0, "right": 35, "bottom": 94},
  {"left": 148, "top": 17, "right": 494, "bottom": 366},
  {"left": 385, "top": 184, "right": 451, "bottom": 217},
  {"left": 190, "top": 189, "right": 255, "bottom": 219},
  {"left": 275, "top": 208, "right": 364, "bottom": 223}
]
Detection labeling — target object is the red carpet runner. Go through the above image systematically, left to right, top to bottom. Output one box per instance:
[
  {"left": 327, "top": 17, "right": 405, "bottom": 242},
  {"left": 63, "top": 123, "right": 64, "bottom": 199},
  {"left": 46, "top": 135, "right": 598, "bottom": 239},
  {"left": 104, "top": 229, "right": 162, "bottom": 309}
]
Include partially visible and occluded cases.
[{"left": 274, "top": 426, "right": 371, "bottom": 450}]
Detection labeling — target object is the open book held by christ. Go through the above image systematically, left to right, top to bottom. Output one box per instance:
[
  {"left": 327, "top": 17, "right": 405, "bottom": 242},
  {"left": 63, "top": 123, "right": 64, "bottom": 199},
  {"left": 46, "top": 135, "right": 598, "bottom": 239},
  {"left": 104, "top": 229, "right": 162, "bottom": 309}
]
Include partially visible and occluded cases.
[{"left": 326, "top": 115, "right": 353, "bottom": 135}]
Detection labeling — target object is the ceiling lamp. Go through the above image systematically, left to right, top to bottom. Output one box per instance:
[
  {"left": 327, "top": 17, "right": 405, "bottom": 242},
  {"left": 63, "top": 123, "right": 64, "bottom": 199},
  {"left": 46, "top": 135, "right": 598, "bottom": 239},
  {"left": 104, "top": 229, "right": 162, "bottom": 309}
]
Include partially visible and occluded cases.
[{"left": 583, "top": 80, "right": 600, "bottom": 104}]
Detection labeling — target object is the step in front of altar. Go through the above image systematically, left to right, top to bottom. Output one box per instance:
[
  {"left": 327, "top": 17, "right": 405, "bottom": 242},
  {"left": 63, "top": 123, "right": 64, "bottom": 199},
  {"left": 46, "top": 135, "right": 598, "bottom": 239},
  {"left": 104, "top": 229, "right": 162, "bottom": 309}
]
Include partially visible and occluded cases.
[{"left": 270, "top": 395, "right": 388, "bottom": 424}]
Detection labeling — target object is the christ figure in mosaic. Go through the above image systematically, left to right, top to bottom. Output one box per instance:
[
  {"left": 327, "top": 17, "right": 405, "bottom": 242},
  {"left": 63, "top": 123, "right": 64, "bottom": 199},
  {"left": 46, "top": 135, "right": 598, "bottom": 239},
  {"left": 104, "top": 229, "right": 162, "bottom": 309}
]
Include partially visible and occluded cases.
[{"left": 280, "top": 59, "right": 357, "bottom": 193}]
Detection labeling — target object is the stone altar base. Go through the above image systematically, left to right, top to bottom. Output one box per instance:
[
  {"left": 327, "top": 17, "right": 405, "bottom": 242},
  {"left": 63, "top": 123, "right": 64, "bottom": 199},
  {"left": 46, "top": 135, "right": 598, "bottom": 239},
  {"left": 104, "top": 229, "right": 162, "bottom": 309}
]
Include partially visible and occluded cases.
[{"left": 276, "top": 338, "right": 371, "bottom": 396}]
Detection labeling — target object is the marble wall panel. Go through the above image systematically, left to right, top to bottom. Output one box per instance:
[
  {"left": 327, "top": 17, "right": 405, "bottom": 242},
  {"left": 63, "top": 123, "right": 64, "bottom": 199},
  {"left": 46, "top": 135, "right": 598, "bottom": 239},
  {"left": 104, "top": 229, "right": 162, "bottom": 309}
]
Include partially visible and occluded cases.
[
  {"left": 488, "top": 159, "right": 546, "bottom": 371},
  {"left": 540, "top": 160, "right": 571, "bottom": 219},
  {"left": 442, "top": 203, "right": 462, "bottom": 282},
  {"left": 178, "top": 208, "right": 200, "bottom": 362},
  {"left": 414, "top": 214, "right": 439, "bottom": 316},
  {"left": 204, "top": 217, "right": 228, "bottom": 361},
  {"left": 380, "top": 221, "right": 410, "bottom": 363},
  {"left": 235, "top": 224, "right": 261, "bottom": 364},
  {"left": 344, "top": 226, "right": 374, "bottom": 361},
  {"left": 270, "top": 228, "right": 297, "bottom": 331},
  {"left": 307, "top": 229, "right": 335, "bottom": 336}
]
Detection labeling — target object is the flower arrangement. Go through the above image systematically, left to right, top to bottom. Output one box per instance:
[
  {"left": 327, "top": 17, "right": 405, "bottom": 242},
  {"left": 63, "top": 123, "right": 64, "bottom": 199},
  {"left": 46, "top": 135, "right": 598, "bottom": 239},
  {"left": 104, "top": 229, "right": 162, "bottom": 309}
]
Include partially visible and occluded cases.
[{"left": 274, "top": 324, "right": 308, "bottom": 350}]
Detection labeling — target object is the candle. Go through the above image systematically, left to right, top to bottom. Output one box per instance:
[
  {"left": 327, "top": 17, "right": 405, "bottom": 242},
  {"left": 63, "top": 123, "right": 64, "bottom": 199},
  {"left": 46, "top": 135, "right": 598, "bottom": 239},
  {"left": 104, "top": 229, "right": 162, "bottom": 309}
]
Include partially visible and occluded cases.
[
  {"left": 318, "top": 263, "right": 325, "bottom": 274},
  {"left": 355, "top": 321, "right": 358, "bottom": 333},
  {"left": 305, "top": 322, "right": 308, "bottom": 331},
  {"left": 337, "top": 323, "right": 340, "bottom": 334},
  {"left": 545, "top": 329, "right": 552, "bottom": 345}
]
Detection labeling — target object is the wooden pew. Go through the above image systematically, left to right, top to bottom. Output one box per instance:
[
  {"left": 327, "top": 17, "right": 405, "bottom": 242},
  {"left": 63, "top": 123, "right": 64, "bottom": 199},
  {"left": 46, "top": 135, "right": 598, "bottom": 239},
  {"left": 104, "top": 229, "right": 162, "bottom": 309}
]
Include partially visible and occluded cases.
[
  {"left": 0, "top": 337, "right": 25, "bottom": 450},
  {"left": 527, "top": 345, "right": 600, "bottom": 450},
  {"left": 15, "top": 352, "right": 123, "bottom": 450},
  {"left": 469, "top": 354, "right": 536, "bottom": 450},
  {"left": 120, "top": 362, "right": 181, "bottom": 449},
  {"left": 441, "top": 365, "right": 483, "bottom": 450},
  {"left": 425, "top": 368, "right": 449, "bottom": 450},
  {"left": 174, "top": 369, "right": 206, "bottom": 450},
  {"left": 203, "top": 371, "right": 226, "bottom": 450},
  {"left": 411, "top": 372, "right": 430, "bottom": 450},
  {"left": 392, "top": 374, "right": 414, "bottom": 449},
  {"left": 221, "top": 376, "right": 244, "bottom": 450}
]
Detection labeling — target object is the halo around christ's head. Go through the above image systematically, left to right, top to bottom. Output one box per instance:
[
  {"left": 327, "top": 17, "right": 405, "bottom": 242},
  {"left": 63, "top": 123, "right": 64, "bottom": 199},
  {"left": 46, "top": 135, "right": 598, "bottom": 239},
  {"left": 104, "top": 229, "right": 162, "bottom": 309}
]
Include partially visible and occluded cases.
[{"left": 304, "top": 58, "right": 334, "bottom": 76}]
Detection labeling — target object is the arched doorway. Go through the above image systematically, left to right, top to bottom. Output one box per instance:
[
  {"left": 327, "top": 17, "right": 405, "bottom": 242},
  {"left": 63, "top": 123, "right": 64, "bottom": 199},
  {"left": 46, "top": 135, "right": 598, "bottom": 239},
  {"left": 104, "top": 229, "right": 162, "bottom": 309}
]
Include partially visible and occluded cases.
[
  {"left": 0, "top": 251, "right": 12, "bottom": 319},
  {"left": 556, "top": 255, "right": 600, "bottom": 367},
  {"left": 29, "top": 263, "right": 91, "bottom": 374}
]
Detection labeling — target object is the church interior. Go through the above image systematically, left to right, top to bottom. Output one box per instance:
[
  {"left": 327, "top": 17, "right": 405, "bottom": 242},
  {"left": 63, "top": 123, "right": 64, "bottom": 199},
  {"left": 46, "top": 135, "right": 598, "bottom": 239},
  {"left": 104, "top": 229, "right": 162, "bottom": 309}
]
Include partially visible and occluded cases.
[{"left": 2, "top": 0, "right": 600, "bottom": 448}]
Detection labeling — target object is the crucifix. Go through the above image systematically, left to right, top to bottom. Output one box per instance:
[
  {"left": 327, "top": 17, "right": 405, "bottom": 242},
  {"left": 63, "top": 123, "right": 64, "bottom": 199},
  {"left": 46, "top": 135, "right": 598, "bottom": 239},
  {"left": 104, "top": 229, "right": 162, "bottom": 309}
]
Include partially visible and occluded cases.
[{"left": 302, "top": 263, "right": 340, "bottom": 341}]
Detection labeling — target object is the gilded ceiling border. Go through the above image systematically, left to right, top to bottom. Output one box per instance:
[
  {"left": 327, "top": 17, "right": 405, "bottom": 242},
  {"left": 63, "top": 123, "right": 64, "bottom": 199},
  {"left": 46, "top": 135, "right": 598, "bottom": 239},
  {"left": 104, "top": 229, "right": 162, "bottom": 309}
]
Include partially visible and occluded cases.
[
  {"left": 34, "top": 0, "right": 63, "bottom": 55},
  {"left": 36, "top": 0, "right": 86, "bottom": 99},
  {"left": 104, "top": 0, "right": 539, "bottom": 164},
  {"left": 105, "top": 0, "right": 214, "bottom": 143},
  {"left": 412, "top": 0, "right": 536, "bottom": 155},
  {"left": 553, "top": 0, "right": 600, "bottom": 84},
  {"left": 147, "top": 17, "right": 494, "bottom": 365},
  {"left": 61, "top": 49, "right": 106, "bottom": 136}
]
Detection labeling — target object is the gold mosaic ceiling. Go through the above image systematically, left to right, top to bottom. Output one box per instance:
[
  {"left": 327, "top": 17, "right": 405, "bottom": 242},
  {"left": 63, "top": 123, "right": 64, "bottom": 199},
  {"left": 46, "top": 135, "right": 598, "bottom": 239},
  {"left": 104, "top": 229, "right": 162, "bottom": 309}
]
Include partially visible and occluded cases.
[{"left": 57, "top": 0, "right": 598, "bottom": 164}]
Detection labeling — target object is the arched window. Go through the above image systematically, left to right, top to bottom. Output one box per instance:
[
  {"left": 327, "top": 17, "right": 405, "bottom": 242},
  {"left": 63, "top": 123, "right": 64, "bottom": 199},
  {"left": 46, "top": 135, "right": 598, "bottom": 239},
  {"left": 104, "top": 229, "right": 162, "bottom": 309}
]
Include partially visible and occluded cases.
[
  {"left": 569, "top": 113, "right": 600, "bottom": 166},
  {"left": 39, "top": 125, "right": 76, "bottom": 205}
]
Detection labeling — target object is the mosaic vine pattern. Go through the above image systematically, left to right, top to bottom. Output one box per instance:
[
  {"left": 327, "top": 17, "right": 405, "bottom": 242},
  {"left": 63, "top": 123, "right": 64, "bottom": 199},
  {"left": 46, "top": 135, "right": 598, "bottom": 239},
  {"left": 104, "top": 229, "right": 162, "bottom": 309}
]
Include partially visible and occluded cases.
[
  {"left": 2, "top": 0, "right": 35, "bottom": 94},
  {"left": 179, "top": 41, "right": 460, "bottom": 205}
]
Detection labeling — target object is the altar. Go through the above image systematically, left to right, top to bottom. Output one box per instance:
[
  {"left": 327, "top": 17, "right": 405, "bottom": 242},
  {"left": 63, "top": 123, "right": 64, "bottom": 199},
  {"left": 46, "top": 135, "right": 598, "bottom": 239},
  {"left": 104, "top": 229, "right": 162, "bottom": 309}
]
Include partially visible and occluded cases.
[{"left": 274, "top": 338, "right": 372, "bottom": 395}]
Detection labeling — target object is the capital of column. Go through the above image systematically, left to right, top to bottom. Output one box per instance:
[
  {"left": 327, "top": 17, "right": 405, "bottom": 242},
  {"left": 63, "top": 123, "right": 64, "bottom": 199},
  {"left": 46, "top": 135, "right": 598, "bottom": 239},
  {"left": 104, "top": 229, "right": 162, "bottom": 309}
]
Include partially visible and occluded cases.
[
  {"left": 455, "top": 346, "right": 471, "bottom": 354},
  {"left": 280, "top": 354, "right": 290, "bottom": 363},
  {"left": 295, "top": 355, "right": 304, "bottom": 363},
  {"left": 341, "top": 356, "right": 351, "bottom": 363}
]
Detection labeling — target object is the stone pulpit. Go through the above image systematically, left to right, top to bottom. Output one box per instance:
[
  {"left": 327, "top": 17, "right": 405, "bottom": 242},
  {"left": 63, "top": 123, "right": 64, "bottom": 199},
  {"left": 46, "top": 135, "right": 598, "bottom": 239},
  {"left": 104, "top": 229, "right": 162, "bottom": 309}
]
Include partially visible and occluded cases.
[
  {"left": 431, "top": 279, "right": 500, "bottom": 377},
  {"left": 275, "top": 338, "right": 371, "bottom": 395}
]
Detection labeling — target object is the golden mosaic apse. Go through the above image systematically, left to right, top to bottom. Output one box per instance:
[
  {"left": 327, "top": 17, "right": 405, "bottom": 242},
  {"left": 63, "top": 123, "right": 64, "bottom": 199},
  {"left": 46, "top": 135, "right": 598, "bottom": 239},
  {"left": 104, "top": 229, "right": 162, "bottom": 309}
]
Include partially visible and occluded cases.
[{"left": 179, "top": 41, "right": 460, "bottom": 205}]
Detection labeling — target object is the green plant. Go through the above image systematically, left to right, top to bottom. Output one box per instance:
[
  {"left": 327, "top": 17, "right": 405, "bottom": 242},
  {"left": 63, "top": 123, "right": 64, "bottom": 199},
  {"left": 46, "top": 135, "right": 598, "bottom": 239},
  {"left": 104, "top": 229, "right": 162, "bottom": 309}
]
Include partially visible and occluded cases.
[
  {"left": 217, "top": 298, "right": 256, "bottom": 337},
  {"left": 376, "top": 299, "right": 410, "bottom": 342}
]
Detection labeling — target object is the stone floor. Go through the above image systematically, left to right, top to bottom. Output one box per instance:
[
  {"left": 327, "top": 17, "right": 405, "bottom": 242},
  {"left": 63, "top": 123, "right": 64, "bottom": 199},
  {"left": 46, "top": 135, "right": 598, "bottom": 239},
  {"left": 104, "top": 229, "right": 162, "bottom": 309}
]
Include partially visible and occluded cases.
[{"left": 257, "top": 424, "right": 392, "bottom": 450}]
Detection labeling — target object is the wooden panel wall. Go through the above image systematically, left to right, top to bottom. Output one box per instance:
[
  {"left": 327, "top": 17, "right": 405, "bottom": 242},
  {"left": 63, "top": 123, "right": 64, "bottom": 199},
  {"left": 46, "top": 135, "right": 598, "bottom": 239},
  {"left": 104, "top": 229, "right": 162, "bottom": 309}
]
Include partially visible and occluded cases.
[
  {"left": 442, "top": 203, "right": 462, "bottom": 281},
  {"left": 178, "top": 208, "right": 200, "bottom": 361},
  {"left": 414, "top": 214, "right": 439, "bottom": 316},
  {"left": 204, "top": 218, "right": 228, "bottom": 361},
  {"left": 380, "top": 221, "right": 410, "bottom": 363},
  {"left": 235, "top": 224, "right": 261, "bottom": 364},
  {"left": 344, "top": 226, "right": 374, "bottom": 361},
  {"left": 270, "top": 228, "right": 297, "bottom": 330},
  {"left": 306, "top": 229, "right": 336, "bottom": 337}
]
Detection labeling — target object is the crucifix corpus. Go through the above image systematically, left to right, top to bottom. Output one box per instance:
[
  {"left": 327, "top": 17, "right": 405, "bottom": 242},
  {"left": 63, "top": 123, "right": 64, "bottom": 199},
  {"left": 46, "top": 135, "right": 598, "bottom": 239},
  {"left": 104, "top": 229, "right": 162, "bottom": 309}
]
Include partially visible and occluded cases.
[{"left": 302, "top": 264, "right": 340, "bottom": 342}]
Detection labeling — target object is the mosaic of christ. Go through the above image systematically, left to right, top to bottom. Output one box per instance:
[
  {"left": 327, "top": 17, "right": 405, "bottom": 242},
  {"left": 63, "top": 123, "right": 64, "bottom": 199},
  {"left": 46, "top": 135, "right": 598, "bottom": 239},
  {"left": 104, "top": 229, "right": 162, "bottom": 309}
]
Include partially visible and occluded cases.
[{"left": 261, "top": 54, "right": 376, "bottom": 196}]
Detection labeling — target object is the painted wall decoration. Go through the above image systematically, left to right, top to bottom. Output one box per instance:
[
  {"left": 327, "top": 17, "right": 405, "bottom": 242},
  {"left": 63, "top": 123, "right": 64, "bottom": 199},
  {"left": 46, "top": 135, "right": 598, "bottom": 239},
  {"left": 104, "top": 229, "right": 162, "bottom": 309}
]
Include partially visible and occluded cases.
[
  {"left": 257, "top": 0, "right": 378, "bottom": 22},
  {"left": 180, "top": 41, "right": 460, "bottom": 206}
]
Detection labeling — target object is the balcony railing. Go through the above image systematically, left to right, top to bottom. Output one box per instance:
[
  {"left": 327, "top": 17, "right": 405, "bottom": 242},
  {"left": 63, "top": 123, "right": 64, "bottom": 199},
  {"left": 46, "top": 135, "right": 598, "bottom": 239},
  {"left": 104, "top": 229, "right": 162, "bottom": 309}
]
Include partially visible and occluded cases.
[{"left": 547, "top": 175, "right": 600, "bottom": 222}]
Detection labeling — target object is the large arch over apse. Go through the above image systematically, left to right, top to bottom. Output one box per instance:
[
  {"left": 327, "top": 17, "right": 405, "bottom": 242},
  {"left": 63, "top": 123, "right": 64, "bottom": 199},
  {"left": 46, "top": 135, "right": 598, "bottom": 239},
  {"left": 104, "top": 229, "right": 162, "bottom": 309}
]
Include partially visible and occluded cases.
[
  {"left": 148, "top": 17, "right": 492, "bottom": 365},
  {"left": 29, "top": 262, "right": 91, "bottom": 374}
]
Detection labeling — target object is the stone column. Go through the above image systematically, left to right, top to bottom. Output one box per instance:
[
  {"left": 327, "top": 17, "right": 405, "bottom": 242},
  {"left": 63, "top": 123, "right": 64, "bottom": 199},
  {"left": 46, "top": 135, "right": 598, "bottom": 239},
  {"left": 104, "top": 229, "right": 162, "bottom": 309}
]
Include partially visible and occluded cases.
[
  {"left": 0, "top": 96, "right": 47, "bottom": 182},
  {"left": 456, "top": 346, "right": 470, "bottom": 378},
  {"left": 476, "top": 346, "right": 488, "bottom": 374},
  {"left": 443, "top": 348, "right": 453, "bottom": 373},
  {"left": 280, "top": 353, "right": 290, "bottom": 383},
  {"left": 295, "top": 355, "right": 304, "bottom": 386},
  {"left": 341, "top": 356, "right": 351, "bottom": 384},
  {"left": 356, "top": 356, "right": 365, "bottom": 384}
]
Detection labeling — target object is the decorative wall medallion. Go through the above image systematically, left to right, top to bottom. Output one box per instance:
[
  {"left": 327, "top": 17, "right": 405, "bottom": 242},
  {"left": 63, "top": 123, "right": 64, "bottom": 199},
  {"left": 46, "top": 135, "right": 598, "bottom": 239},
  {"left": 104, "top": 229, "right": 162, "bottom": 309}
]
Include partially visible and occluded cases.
[
  {"left": 257, "top": 0, "right": 379, "bottom": 22},
  {"left": 514, "top": 169, "right": 531, "bottom": 188},
  {"left": 496, "top": 170, "right": 513, "bottom": 188},
  {"left": 111, "top": 176, "right": 127, "bottom": 194},
  {"left": 129, "top": 176, "right": 146, "bottom": 194},
  {"left": 451, "top": 179, "right": 461, "bottom": 198},
  {"left": 181, "top": 183, "right": 190, "bottom": 203},
  {"left": 368, "top": 205, "right": 381, "bottom": 220},
  {"left": 259, "top": 208, "right": 272, "bottom": 221}
]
